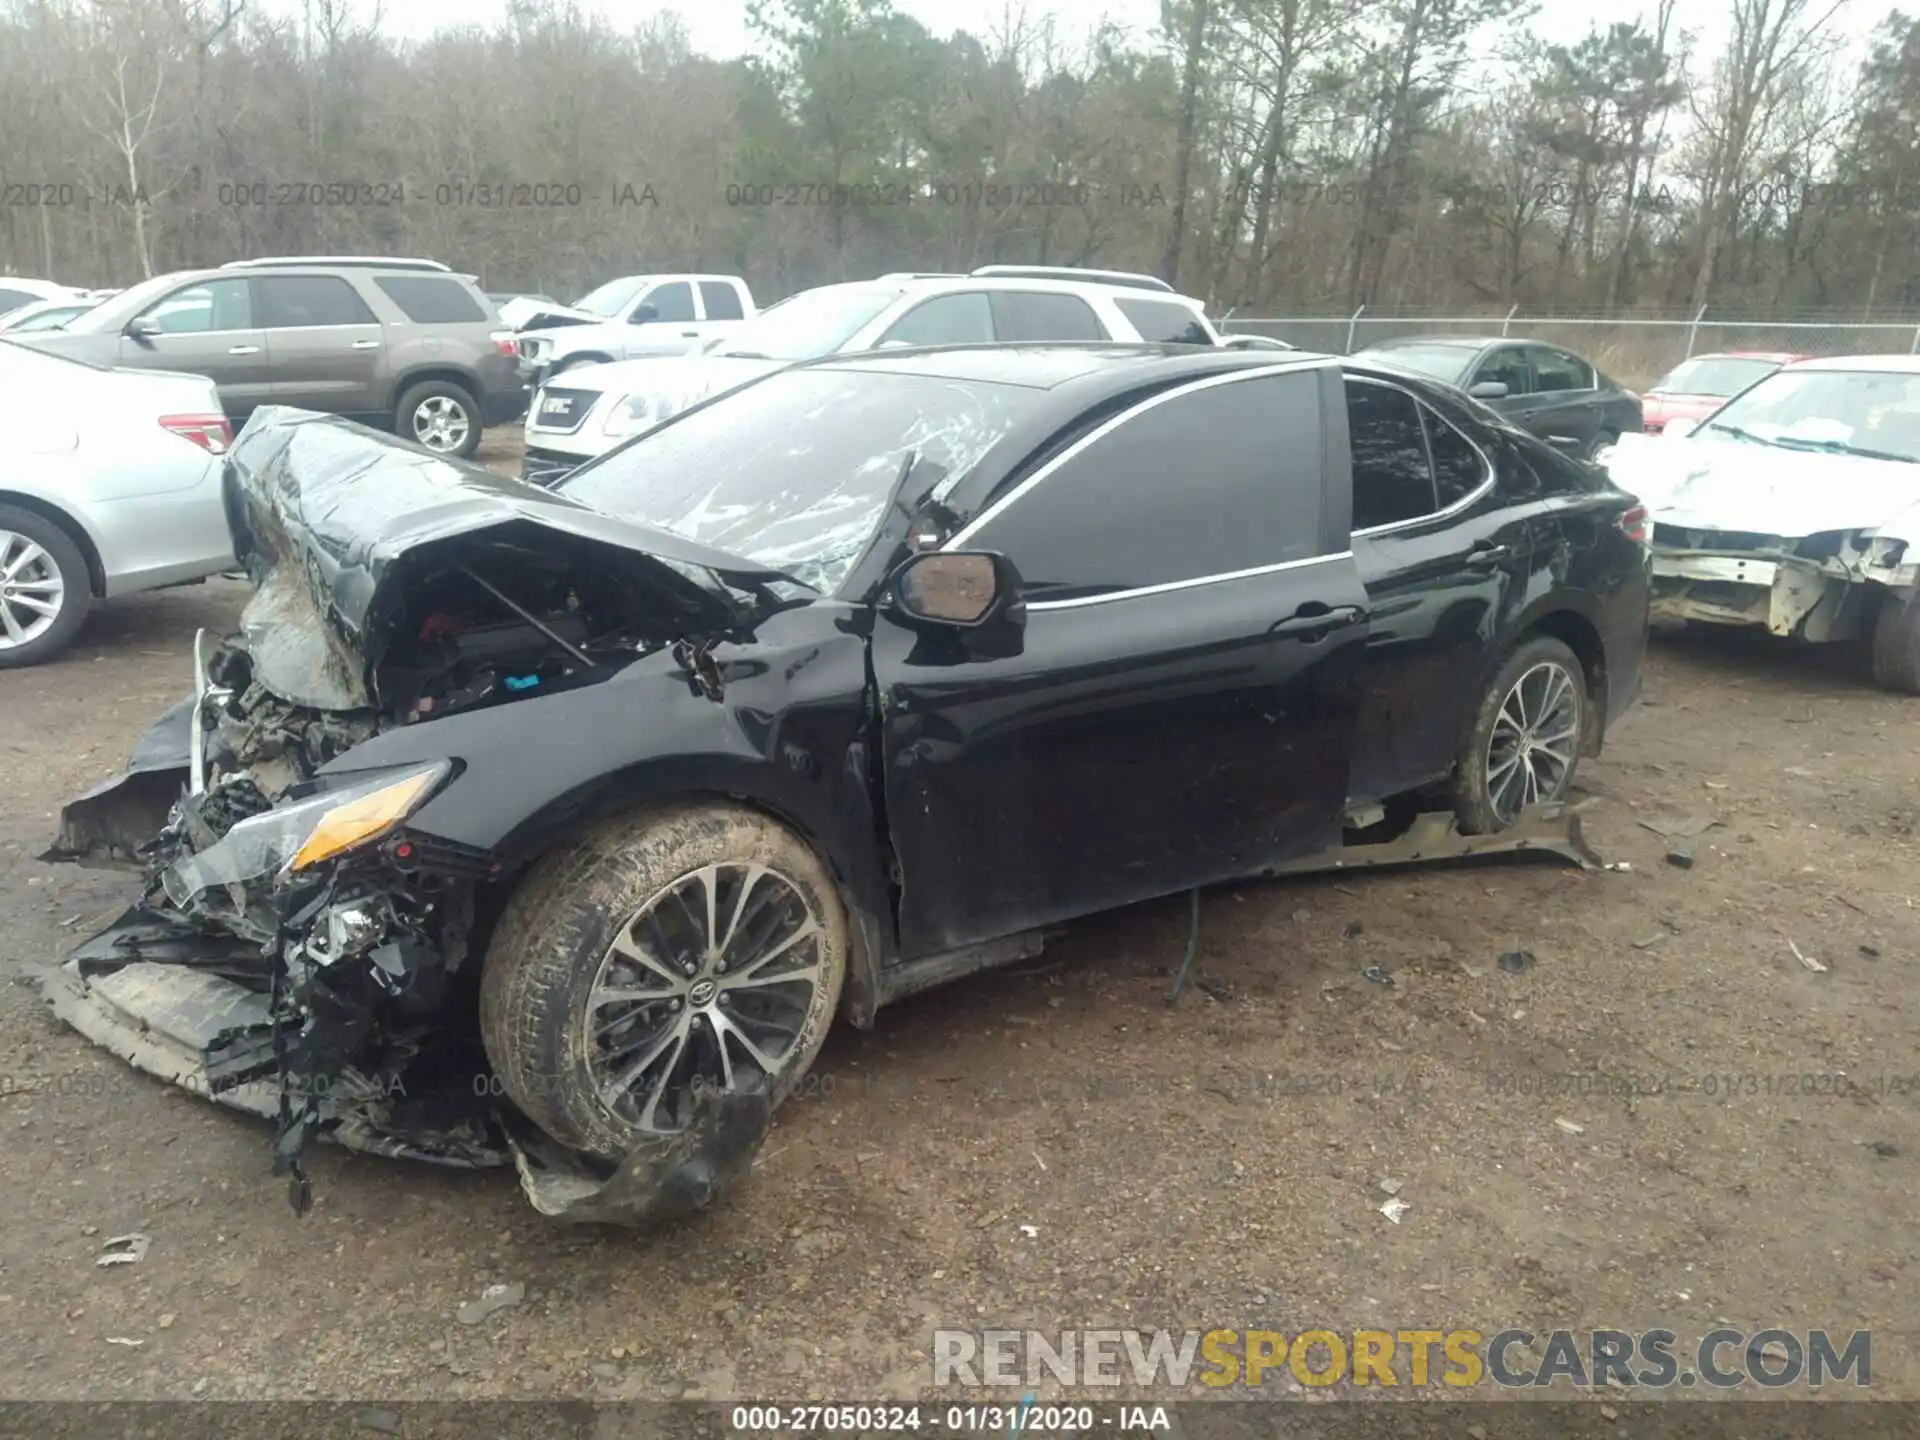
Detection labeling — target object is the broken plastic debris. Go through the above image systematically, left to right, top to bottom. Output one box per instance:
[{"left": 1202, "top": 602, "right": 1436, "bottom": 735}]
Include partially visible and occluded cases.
[
  {"left": 1604, "top": 861, "right": 1633, "bottom": 872},
  {"left": 1787, "top": 939, "right": 1828, "bottom": 974},
  {"left": 1497, "top": 950, "right": 1534, "bottom": 973},
  {"left": 1362, "top": 965, "right": 1394, "bottom": 986},
  {"left": 1554, "top": 1118, "right": 1585, "bottom": 1135},
  {"left": 1377, "top": 1177, "right": 1403, "bottom": 1196},
  {"left": 1378, "top": 1197, "right": 1410, "bottom": 1224},
  {"left": 1018, "top": 1224, "right": 1039, "bottom": 1238},
  {"left": 96, "top": 1233, "right": 150, "bottom": 1267},
  {"left": 455, "top": 1280, "right": 525, "bottom": 1325},
  {"left": 105, "top": 1336, "right": 145, "bottom": 1347}
]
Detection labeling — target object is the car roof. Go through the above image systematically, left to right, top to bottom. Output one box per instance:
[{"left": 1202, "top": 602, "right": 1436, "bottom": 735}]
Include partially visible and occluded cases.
[
  {"left": 811, "top": 341, "right": 1326, "bottom": 394},
  {"left": 1783, "top": 354, "right": 1920, "bottom": 374}
]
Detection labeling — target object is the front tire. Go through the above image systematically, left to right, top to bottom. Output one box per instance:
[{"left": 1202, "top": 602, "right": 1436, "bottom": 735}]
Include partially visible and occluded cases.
[
  {"left": 396, "top": 379, "right": 482, "bottom": 459},
  {"left": 0, "top": 504, "right": 91, "bottom": 669},
  {"left": 1870, "top": 586, "right": 1920, "bottom": 694},
  {"left": 1450, "top": 636, "right": 1588, "bottom": 834},
  {"left": 480, "top": 802, "right": 848, "bottom": 1161}
]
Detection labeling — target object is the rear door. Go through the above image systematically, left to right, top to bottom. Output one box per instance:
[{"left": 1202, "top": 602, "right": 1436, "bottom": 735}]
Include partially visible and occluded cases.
[
  {"left": 256, "top": 273, "right": 384, "bottom": 416},
  {"left": 118, "top": 277, "right": 272, "bottom": 417},
  {"left": 1523, "top": 344, "right": 1602, "bottom": 452},
  {"left": 871, "top": 363, "right": 1371, "bottom": 959},
  {"left": 1343, "top": 372, "right": 1533, "bottom": 803}
]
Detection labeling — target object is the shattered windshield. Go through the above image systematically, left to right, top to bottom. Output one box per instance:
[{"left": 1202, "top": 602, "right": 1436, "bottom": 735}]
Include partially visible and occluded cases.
[
  {"left": 556, "top": 367, "right": 1038, "bottom": 594},
  {"left": 1703, "top": 369, "right": 1920, "bottom": 463}
]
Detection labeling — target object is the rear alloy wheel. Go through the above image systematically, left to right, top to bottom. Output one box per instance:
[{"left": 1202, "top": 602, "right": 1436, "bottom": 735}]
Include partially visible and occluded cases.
[
  {"left": 396, "top": 380, "right": 481, "bottom": 459},
  {"left": 0, "top": 504, "right": 90, "bottom": 669},
  {"left": 1869, "top": 586, "right": 1920, "bottom": 694},
  {"left": 1450, "top": 636, "right": 1588, "bottom": 834},
  {"left": 480, "top": 803, "right": 848, "bottom": 1160}
]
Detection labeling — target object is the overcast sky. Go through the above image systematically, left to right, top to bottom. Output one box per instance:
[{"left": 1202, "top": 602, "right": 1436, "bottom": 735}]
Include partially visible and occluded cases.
[{"left": 371, "top": 0, "right": 1890, "bottom": 70}]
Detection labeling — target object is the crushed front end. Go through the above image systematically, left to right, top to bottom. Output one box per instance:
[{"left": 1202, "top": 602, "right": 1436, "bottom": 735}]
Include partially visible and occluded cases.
[
  {"left": 40, "top": 407, "right": 801, "bottom": 1223},
  {"left": 1650, "top": 525, "right": 1915, "bottom": 641}
]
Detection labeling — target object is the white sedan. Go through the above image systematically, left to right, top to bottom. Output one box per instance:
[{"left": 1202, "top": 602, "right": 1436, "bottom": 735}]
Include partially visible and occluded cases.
[
  {"left": 0, "top": 341, "right": 236, "bottom": 667},
  {"left": 1597, "top": 353, "right": 1920, "bottom": 692}
]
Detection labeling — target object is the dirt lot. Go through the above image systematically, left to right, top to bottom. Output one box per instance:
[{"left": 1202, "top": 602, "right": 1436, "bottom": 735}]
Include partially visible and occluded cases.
[{"left": 1, "top": 433, "right": 1915, "bottom": 1402}]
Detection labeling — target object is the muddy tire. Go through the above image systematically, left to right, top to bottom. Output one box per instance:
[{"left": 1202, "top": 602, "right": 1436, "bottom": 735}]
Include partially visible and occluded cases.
[
  {"left": 0, "top": 503, "right": 92, "bottom": 669},
  {"left": 1869, "top": 587, "right": 1920, "bottom": 695},
  {"left": 1449, "top": 635, "right": 1588, "bottom": 835},
  {"left": 479, "top": 802, "right": 848, "bottom": 1160}
]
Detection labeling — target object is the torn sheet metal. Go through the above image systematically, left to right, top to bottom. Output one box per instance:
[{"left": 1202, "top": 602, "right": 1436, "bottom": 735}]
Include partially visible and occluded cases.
[
  {"left": 221, "top": 407, "right": 802, "bottom": 710},
  {"left": 41, "top": 699, "right": 192, "bottom": 869},
  {"left": 1258, "top": 801, "right": 1604, "bottom": 877},
  {"left": 504, "top": 1076, "right": 773, "bottom": 1225}
]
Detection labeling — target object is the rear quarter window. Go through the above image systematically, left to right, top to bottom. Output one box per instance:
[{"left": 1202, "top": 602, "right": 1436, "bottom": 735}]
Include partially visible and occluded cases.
[
  {"left": 373, "top": 275, "right": 489, "bottom": 324},
  {"left": 1114, "top": 297, "right": 1213, "bottom": 345}
]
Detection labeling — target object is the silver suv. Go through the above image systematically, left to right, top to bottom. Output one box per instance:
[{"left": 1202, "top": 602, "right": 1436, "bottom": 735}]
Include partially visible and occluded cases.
[{"left": 14, "top": 257, "right": 522, "bottom": 458}]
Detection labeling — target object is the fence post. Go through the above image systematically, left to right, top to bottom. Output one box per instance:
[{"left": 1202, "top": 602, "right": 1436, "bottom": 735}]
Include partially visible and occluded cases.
[
  {"left": 1502, "top": 303, "right": 1519, "bottom": 336},
  {"left": 1346, "top": 304, "right": 1366, "bottom": 353},
  {"left": 1685, "top": 304, "right": 1707, "bottom": 359},
  {"left": 1910, "top": 324, "right": 1919, "bottom": 355}
]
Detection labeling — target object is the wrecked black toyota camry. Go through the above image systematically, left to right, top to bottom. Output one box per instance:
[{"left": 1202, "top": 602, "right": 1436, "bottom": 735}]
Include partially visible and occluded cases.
[{"left": 44, "top": 343, "right": 1649, "bottom": 1223}]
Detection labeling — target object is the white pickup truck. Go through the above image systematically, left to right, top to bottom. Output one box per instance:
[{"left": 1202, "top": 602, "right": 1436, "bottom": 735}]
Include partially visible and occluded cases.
[{"left": 508, "top": 274, "right": 757, "bottom": 387}]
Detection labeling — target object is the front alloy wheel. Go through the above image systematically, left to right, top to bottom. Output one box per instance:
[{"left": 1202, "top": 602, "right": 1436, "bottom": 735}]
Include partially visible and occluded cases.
[
  {"left": 410, "top": 394, "right": 471, "bottom": 453},
  {"left": 0, "top": 504, "right": 91, "bottom": 668},
  {"left": 480, "top": 803, "right": 848, "bottom": 1160}
]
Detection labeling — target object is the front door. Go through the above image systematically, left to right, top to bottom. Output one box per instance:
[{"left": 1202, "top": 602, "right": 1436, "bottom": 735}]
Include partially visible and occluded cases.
[
  {"left": 257, "top": 274, "right": 386, "bottom": 417},
  {"left": 118, "top": 277, "right": 273, "bottom": 417},
  {"left": 871, "top": 363, "right": 1372, "bottom": 959}
]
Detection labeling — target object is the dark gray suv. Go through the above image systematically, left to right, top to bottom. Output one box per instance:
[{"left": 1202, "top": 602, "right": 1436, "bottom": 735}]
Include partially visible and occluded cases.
[{"left": 13, "top": 258, "right": 523, "bottom": 458}]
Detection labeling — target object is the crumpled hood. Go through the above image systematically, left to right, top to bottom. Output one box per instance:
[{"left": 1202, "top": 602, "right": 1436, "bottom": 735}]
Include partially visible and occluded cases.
[
  {"left": 504, "top": 298, "right": 607, "bottom": 330},
  {"left": 221, "top": 407, "right": 798, "bottom": 711},
  {"left": 1602, "top": 432, "right": 1920, "bottom": 541}
]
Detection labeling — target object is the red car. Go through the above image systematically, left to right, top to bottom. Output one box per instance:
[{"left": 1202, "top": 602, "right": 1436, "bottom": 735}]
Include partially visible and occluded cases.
[{"left": 1640, "top": 351, "right": 1811, "bottom": 434}]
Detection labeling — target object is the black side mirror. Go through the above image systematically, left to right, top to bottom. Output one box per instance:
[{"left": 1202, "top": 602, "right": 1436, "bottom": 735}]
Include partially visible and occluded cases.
[
  {"left": 629, "top": 303, "right": 659, "bottom": 326},
  {"left": 126, "top": 316, "right": 163, "bottom": 341},
  {"left": 1468, "top": 379, "right": 1509, "bottom": 400},
  {"left": 889, "top": 550, "right": 1024, "bottom": 629}
]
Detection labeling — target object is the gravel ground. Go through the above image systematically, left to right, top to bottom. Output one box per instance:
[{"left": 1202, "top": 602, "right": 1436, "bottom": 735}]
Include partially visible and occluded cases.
[{"left": 1, "top": 433, "right": 1914, "bottom": 1403}]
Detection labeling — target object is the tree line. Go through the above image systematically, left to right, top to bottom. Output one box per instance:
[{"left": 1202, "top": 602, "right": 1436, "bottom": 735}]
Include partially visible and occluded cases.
[{"left": 1, "top": 0, "right": 1914, "bottom": 315}]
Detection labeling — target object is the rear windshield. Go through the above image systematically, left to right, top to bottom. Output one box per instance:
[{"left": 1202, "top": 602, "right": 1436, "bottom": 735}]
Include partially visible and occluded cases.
[
  {"left": 373, "top": 275, "right": 488, "bottom": 324},
  {"left": 1653, "top": 356, "right": 1784, "bottom": 397}
]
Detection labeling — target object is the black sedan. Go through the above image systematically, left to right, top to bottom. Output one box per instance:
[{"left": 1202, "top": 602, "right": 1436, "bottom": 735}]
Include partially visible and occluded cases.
[
  {"left": 1356, "top": 335, "right": 1644, "bottom": 459},
  {"left": 44, "top": 344, "right": 1651, "bottom": 1223}
]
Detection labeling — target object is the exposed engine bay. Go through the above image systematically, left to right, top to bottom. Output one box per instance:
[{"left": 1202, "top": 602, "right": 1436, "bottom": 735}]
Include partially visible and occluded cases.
[{"left": 41, "top": 409, "right": 802, "bottom": 1224}]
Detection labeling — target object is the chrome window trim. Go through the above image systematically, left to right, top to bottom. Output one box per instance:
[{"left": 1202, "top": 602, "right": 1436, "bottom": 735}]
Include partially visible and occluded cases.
[
  {"left": 947, "top": 359, "right": 1328, "bottom": 548},
  {"left": 1345, "top": 373, "right": 1498, "bottom": 539},
  {"left": 1025, "top": 550, "right": 1355, "bottom": 611}
]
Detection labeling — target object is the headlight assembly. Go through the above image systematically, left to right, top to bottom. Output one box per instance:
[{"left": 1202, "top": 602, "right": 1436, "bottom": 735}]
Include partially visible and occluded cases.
[
  {"left": 602, "top": 393, "right": 658, "bottom": 439},
  {"left": 161, "top": 761, "right": 452, "bottom": 904}
]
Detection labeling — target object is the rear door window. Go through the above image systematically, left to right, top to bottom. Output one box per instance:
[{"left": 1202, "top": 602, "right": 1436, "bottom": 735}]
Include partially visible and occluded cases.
[
  {"left": 256, "top": 275, "right": 377, "bottom": 328},
  {"left": 374, "top": 275, "right": 487, "bottom": 324},
  {"left": 699, "top": 282, "right": 745, "bottom": 321},
  {"left": 992, "top": 291, "right": 1108, "bottom": 342},
  {"left": 1114, "top": 297, "right": 1213, "bottom": 345},
  {"left": 1528, "top": 345, "right": 1593, "bottom": 392},
  {"left": 964, "top": 369, "right": 1328, "bottom": 602},
  {"left": 1346, "top": 379, "right": 1436, "bottom": 530}
]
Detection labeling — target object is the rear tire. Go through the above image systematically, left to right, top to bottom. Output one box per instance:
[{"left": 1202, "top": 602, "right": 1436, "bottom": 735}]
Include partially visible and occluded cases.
[
  {"left": 396, "top": 379, "right": 482, "bottom": 459},
  {"left": 0, "top": 504, "right": 91, "bottom": 669},
  {"left": 1870, "top": 586, "right": 1920, "bottom": 694},
  {"left": 1449, "top": 636, "right": 1589, "bottom": 835},
  {"left": 480, "top": 802, "right": 848, "bottom": 1161}
]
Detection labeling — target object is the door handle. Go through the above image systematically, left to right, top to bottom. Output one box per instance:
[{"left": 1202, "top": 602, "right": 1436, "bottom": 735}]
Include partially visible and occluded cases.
[
  {"left": 680, "top": 329, "right": 700, "bottom": 338},
  {"left": 351, "top": 339, "right": 380, "bottom": 349},
  {"left": 227, "top": 344, "right": 259, "bottom": 355},
  {"left": 1465, "top": 543, "right": 1514, "bottom": 568},
  {"left": 1271, "top": 603, "right": 1366, "bottom": 641}
]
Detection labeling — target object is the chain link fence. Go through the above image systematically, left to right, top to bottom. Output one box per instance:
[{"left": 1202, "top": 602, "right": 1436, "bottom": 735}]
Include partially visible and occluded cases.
[{"left": 1219, "top": 309, "right": 1920, "bottom": 390}]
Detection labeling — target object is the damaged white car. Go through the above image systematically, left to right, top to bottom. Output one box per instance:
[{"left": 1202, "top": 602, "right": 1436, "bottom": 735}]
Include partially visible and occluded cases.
[{"left": 1597, "top": 354, "right": 1920, "bottom": 692}]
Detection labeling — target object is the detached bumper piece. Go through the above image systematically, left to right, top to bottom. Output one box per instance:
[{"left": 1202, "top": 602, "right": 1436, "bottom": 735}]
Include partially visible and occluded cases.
[{"left": 1262, "top": 800, "right": 1604, "bottom": 876}]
